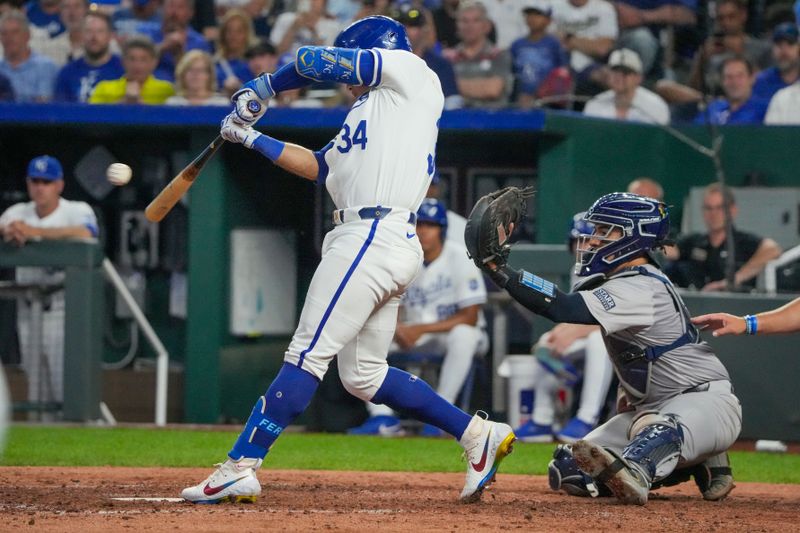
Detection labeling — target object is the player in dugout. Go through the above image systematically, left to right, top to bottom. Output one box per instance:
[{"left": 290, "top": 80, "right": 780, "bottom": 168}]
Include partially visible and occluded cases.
[{"left": 464, "top": 189, "right": 741, "bottom": 505}]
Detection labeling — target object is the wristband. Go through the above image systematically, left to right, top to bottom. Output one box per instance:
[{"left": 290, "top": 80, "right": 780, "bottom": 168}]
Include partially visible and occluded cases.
[
  {"left": 252, "top": 134, "right": 286, "bottom": 162},
  {"left": 744, "top": 314, "right": 758, "bottom": 335}
]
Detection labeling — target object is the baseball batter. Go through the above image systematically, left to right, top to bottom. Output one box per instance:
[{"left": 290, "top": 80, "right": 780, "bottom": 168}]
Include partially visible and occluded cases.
[
  {"left": 181, "top": 16, "right": 516, "bottom": 505},
  {"left": 0, "top": 155, "right": 98, "bottom": 406},
  {"left": 466, "top": 191, "right": 741, "bottom": 505},
  {"left": 349, "top": 198, "right": 488, "bottom": 436}
]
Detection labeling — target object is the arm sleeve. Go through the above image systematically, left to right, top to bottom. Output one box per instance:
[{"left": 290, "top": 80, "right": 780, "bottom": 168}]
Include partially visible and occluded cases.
[{"left": 502, "top": 267, "right": 598, "bottom": 324}]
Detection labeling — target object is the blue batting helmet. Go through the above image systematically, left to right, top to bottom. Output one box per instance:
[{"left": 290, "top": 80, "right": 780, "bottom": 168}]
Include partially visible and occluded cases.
[
  {"left": 334, "top": 16, "right": 412, "bottom": 52},
  {"left": 575, "top": 192, "right": 670, "bottom": 277},
  {"left": 417, "top": 198, "right": 448, "bottom": 240},
  {"left": 567, "top": 211, "right": 593, "bottom": 248}
]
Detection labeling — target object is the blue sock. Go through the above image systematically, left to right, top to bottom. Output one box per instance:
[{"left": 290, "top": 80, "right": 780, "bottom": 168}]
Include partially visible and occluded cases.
[
  {"left": 229, "top": 362, "right": 319, "bottom": 460},
  {"left": 371, "top": 368, "right": 472, "bottom": 440}
]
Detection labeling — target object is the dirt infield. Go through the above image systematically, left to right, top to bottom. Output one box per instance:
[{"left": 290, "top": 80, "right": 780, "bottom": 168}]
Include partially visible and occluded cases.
[{"left": 1, "top": 467, "right": 799, "bottom": 532}]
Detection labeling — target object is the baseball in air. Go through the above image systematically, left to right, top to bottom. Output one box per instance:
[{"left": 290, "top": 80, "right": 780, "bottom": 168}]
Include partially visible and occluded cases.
[{"left": 107, "top": 163, "right": 132, "bottom": 186}]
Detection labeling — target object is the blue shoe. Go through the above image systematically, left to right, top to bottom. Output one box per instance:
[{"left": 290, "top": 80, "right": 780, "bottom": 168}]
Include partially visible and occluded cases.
[
  {"left": 347, "top": 415, "right": 405, "bottom": 437},
  {"left": 556, "top": 417, "right": 595, "bottom": 443},
  {"left": 514, "top": 420, "right": 553, "bottom": 443},
  {"left": 419, "top": 423, "right": 446, "bottom": 438}
]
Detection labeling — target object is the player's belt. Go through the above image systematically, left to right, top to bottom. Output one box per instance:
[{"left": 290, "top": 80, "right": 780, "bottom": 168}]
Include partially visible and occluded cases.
[{"left": 333, "top": 206, "right": 417, "bottom": 226}]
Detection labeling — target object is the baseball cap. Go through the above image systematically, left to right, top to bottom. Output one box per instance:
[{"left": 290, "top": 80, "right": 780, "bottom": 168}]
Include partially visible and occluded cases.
[
  {"left": 522, "top": 0, "right": 552, "bottom": 17},
  {"left": 391, "top": 4, "right": 425, "bottom": 27},
  {"left": 772, "top": 22, "right": 799, "bottom": 44},
  {"left": 608, "top": 48, "right": 643, "bottom": 74},
  {"left": 27, "top": 155, "right": 63, "bottom": 181}
]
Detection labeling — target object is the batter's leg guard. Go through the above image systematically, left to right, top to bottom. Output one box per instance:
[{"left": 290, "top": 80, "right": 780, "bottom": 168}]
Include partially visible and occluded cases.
[
  {"left": 229, "top": 363, "right": 319, "bottom": 460},
  {"left": 547, "top": 444, "right": 611, "bottom": 498}
]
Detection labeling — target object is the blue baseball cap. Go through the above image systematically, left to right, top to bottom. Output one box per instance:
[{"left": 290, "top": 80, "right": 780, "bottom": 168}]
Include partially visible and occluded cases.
[
  {"left": 773, "top": 22, "right": 799, "bottom": 44},
  {"left": 27, "top": 155, "right": 63, "bottom": 181}
]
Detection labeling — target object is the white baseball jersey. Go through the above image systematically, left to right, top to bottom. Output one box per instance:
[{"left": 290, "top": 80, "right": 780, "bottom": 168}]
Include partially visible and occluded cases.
[
  {"left": 550, "top": 0, "right": 618, "bottom": 72},
  {"left": 320, "top": 49, "right": 443, "bottom": 211},
  {"left": 765, "top": 83, "right": 800, "bottom": 125},
  {"left": 0, "top": 198, "right": 98, "bottom": 284},
  {"left": 403, "top": 241, "right": 488, "bottom": 328}
]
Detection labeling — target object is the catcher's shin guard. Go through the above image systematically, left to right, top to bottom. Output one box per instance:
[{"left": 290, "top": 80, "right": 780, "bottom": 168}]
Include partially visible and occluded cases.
[
  {"left": 622, "top": 420, "right": 683, "bottom": 483},
  {"left": 548, "top": 444, "right": 611, "bottom": 498}
]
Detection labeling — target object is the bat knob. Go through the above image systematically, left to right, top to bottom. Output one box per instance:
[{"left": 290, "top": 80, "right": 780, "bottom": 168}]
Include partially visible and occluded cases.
[{"left": 247, "top": 100, "right": 262, "bottom": 114}]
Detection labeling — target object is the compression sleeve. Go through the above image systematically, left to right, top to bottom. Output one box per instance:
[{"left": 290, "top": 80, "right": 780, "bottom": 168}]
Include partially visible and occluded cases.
[{"left": 500, "top": 266, "right": 599, "bottom": 325}]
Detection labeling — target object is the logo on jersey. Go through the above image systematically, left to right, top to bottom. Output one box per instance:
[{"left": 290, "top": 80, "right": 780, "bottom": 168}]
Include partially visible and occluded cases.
[
  {"left": 469, "top": 279, "right": 479, "bottom": 291},
  {"left": 592, "top": 288, "right": 616, "bottom": 310}
]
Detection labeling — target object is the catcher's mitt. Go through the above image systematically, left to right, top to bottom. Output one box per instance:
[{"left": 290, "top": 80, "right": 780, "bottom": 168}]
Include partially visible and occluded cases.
[{"left": 464, "top": 186, "right": 535, "bottom": 271}]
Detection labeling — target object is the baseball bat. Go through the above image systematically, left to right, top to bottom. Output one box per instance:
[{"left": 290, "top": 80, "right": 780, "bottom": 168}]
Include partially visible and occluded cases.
[{"left": 144, "top": 135, "right": 226, "bottom": 222}]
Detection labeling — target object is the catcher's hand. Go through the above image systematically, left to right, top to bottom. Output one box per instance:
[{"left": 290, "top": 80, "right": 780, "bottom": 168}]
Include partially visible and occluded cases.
[{"left": 464, "top": 186, "right": 535, "bottom": 272}]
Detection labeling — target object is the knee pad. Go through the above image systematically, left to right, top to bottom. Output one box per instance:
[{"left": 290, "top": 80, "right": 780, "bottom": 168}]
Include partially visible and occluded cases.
[
  {"left": 623, "top": 413, "right": 683, "bottom": 483},
  {"left": 548, "top": 444, "right": 610, "bottom": 498}
]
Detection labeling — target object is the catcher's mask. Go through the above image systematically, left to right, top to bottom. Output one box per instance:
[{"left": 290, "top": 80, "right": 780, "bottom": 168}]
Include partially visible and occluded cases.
[
  {"left": 575, "top": 192, "right": 670, "bottom": 277},
  {"left": 416, "top": 197, "right": 448, "bottom": 241}
]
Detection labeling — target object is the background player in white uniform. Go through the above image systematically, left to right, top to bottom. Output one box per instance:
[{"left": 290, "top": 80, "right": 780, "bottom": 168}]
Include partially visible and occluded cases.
[
  {"left": 181, "top": 16, "right": 516, "bottom": 505},
  {"left": 0, "top": 155, "right": 98, "bottom": 408},
  {"left": 427, "top": 173, "right": 467, "bottom": 248},
  {"left": 468, "top": 192, "right": 741, "bottom": 505},
  {"left": 348, "top": 198, "right": 489, "bottom": 437},
  {"left": 514, "top": 212, "right": 614, "bottom": 444}
]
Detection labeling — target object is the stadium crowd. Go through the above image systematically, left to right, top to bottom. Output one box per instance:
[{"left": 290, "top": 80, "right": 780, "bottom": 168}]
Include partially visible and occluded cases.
[{"left": 0, "top": 0, "right": 798, "bottom": 122}]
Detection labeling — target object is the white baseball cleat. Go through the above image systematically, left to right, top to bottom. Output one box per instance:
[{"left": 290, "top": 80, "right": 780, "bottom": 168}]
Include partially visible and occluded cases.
[
  {"left": 459, "top": 412, "right": 516, "bottom": 503},
  {"left": 572, "top": 440, "right": 650, "bottom": 505},
  {"left": 181, "top": 457, "right": 263, "bottom": 504}
]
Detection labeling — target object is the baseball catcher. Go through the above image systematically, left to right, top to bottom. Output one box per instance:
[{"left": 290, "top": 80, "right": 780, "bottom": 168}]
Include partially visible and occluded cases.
[{"left": 465, "top": 190, "right": 741, "bottom": 505}]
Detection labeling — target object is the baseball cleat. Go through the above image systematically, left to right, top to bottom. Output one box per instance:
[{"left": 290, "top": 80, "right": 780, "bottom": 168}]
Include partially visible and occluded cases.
[
  {"left": 459, "top": 412, "right": 516, "bottom": 503},
  {"left": 347, "top": 415, "right": 406, "bottom": 437},
  {"left": 556, "top": 417, "right": 595, "bottom": 443},
  {"left": 514, "top": 420, "right": 553, "bottom": 443},
  {"left": 572, "top": 440, "right": 650, "bottom": 505},
  {"left": 181, "top": 457, "right": 262, "bottom": 504}
]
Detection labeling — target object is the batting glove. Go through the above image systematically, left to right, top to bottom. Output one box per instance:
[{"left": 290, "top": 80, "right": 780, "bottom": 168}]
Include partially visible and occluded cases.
[
  {"left": 231, "top": 74, "right": 274, "bottom": 126},
  {"left": 220, "top": 114, "right": 261, "bottom": 149}
]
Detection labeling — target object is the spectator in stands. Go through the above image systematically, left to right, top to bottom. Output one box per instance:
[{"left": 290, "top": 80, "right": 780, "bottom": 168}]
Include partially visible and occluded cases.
[
  {"left": 24, "top": 0, "right": 63, "bottom": 39},
  {"left": 29, "top": 0, "right": 86, "bottom": 67},
  {"left": 113, "top": 0, "right": 162, "bottom": 37},
  {"left": 138, "top": 0, "right": 211, "bottom": 81},
  {"left": 269, "top": 0, "right": 341, "bottom": 57},
  {"left": 326, "top": 0, "right": 361, "bottom": 25},
  {"left": 351, "top": 0, "right": 392, "bottom": 23},
  {"left": 433, "top": 0, "right": 460, "bottom": 49},
  {"left": 444, "top": 0, "right": 512, "bottom": 108},
  {"left": 481, "top": 0, "right": 527, "bottom": 49},
  {"left": 510, "top": 0, "right": 567, "bottom": 108},
  {"left": 550, "top": 0, "right": 617, "bottom": 94},
  {"left": 614, "top": 0, "right": 697, "bottom": 77},
  {"left": 687, "top": 0, "right": 770, "bottom": 96},
  {"left": 394, "top": 4, "right": 463, "bottom": 109},
  {"left": 215, "top": 8, "right": 258, "bottom": 96},
  {"left": 0, "top": 10, "right": 59, "bottom": 101},
  {"left": 54, "top": 11, "right": 124, "bottom": 102},
  {"left": 753, "top": 22, "right": 800, "bottom": 101},
  {"left": 89, "top": 35, "right": 175, "bottom": 104},
  {"left": 244, "top": 39, "right": 277, "bottom": 78},
  {"left": 583, "top": 48, "right": 669, "bottom": 124},
  {"left": 166, "top": 49, "right": 229, "bottom": 105},
  {"left": 693, "top": 56, "right": 767, "bottom": 125},
  {"left": 0, "top": 71, "right": 13, "bottom": 100},
  {"left": 764, "top": 79, "right": 800, "bottom": 124},
  {"left": 0, "top": 155, "right": 99, "bottom": 409},
  {"left": 627, "top": 176, "right": 663, "bottom": 199},
  {"left": 665, "top": 183, "right": 782, "bottom": 291},
  {"left": 347, "top": 199, "right": 488, "bottom": 438},
  {"left": 513, "top": 211, "right": 615, "bottom": 444}
]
